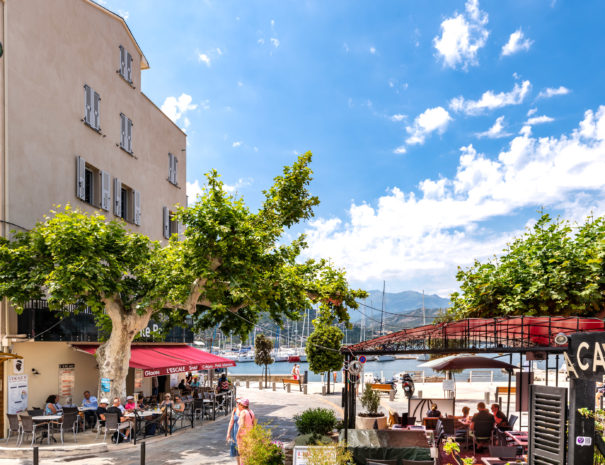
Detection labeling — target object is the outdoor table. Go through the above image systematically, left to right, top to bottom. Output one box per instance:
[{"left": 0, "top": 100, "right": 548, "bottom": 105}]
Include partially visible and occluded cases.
[
  {"left": 126, "top": 410, "right": 164, "bottom": 443},
  {"left": 32, "top": 415, "right": 62, "bottom": 444},
  {"left": 505, "top": 431, "right": 528, "bottom": 448},
  {"left": 482, "top": 458, "right": 527, "bottom": 465}
]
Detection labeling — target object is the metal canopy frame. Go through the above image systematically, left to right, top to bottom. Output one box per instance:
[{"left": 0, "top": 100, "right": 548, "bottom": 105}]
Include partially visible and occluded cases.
[{"left": 343, "top": 316, "right": 605, "bottom": 356}]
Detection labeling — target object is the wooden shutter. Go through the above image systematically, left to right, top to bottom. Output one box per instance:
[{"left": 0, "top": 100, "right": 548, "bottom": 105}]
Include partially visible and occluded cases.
[
  {"left": 119, "top": 45, "right": 126, "bottom": 77},
  {"left": 126, "top": 51, "right": 133, "bottom": 83},
  {"left": 84, "top": 85, "right": 92, "bottom": 125},
  {"left": 93, "top": 92, "right": 100, "bottom": 130},
  {"left": 120, "top": 114, "right": 126, "bottom": 149},
  {"left": 126, "top": 118, "right": 132, "bottom": 153},
  {"left": 168, "top": 153, "right": 174, "bottom": 183},
  {"left": 173, "top": 155, "right": 178, "bottom": 185},
  {"left": 76, "top": 156, "right": 86, "bottom": 200},
  {"left": 100, "top": 170, "right": 110, "bottom": 211},
  {"left": 114, "top": 178, "right": 122, "bottom": 216},
  {"left": 134, "top": 190, "right": 141, "bottom": 225},
  {"left": 163, "top": 206, "right": 170, "bottom": 239},
  {"left": 529, "top": 385, "right": 567, "bottom": 465}
]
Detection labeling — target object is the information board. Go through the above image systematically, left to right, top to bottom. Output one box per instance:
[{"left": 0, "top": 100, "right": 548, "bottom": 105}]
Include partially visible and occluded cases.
[
  {"left": 58, "top": 364, "right": 76, "bottom": 400},
  {"left": 8, "top": 375, "right": 28, "bottom": 414}
]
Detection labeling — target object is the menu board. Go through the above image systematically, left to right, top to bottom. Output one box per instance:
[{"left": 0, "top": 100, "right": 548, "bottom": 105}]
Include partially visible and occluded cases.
[
  {"left": 58, "top": 364, "right": 75, "bottom": 400},
  {"left": 134, "top": 369, "right": 143, "bottom": 390}
]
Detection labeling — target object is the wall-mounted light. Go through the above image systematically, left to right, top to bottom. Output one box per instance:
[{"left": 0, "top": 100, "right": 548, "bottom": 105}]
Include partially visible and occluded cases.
[{"left": 31, "top": 368, "right": 40, "bottom": 375}]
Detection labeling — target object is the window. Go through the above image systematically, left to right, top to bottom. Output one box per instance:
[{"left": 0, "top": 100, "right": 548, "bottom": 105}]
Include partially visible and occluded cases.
[
  {"left": 119, "top": 45, "right": 133, "bottom": 83},
  {"left": 83, "top": 84, "right": 100, "bottom": 131},
  {"left": 120, "top": 113, "right": 133, "bottom": 153},
  {"left": 168, "top": 153, "right": 178, "bottom": 185},
  {"left": 76, "top": 156, "right": 110, "bottom": 211},
  {"left": 114, "top": 179, "right": 140, "bottom": 225},
  {"left": 163, "top": 207, "right": 178, "bottom": 239}
]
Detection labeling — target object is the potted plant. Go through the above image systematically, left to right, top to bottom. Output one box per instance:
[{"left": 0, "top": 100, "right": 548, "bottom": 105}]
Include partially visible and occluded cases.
[{"left": 356, "top": 384, "right": 387, "bottom": 430}]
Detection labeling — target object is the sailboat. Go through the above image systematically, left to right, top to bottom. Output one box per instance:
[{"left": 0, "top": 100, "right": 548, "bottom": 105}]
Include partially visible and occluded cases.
[{"left": 416, "top": 290, "right": 429, "bottom": 361}]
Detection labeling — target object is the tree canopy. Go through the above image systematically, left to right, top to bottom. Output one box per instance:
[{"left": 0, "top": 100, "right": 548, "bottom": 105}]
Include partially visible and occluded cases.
[{"left": 445, "top": 213, "right": 605, "bottom": 320}]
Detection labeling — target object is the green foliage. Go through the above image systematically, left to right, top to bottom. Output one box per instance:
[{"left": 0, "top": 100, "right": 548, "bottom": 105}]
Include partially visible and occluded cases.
[
  {"left": 445, "top": 213, "right": 605, "bottom": 320},
  {"left": 306, "top": 323, "right": 344, "bottom": 375},
  {"left": 255, "top": 333, "right": 274, "bottom": 366},
  {"left": 360, "top": 384, "right": 381, "bottom": 415},
  {"left": 294, "top": 407, "right": 338, "bottom": 436},
  {"left": 238, "top": 423, "right": 284, "bottom": 465},
  {"left": 294, "top": 433, "right": 334, "bottom": 446},
  {"left": 443, "top": 438, "right": 475, "bottom": 464},
  {"left": 305, "top": 443, "right": 354, "bottom": 465}
]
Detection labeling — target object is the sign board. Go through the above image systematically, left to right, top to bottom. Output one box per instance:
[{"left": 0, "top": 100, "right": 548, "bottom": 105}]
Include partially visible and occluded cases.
[
  {"left": 565, "top": 332, "right": 605, "bottom": 378},
  {"left": 358, "top": 355, "right": 366, "bottom": 364},
  {"left": 59, "top": 364, "right": 75, "bottom": 401},
  {"left": 134, "top": 369, "right": 143, "bottom": 390},
  {"left": 170, "top": 373, "right": 179, "bottom": 388},
  {"left": 8, "top": 375, "right": 28, "bottom": 414},
  {"left": 100, "top": 377, "right": 111, "bottom": 393},
  {"left": 442, "top": 379, "right": 455, "bottom": 392},
  {"left": 293, "top": 446, "right": 337, "bottom": 465}
]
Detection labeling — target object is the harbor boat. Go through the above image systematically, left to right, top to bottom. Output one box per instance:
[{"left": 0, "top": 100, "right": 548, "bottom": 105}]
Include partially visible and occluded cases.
[{"left": 377, "top": 355, "right": 395, "bottom": 362}]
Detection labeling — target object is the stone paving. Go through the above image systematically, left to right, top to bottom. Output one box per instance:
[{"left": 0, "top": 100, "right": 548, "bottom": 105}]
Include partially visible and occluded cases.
[{"left": 0, "top": 387, "right": 342, "bottom": 465}]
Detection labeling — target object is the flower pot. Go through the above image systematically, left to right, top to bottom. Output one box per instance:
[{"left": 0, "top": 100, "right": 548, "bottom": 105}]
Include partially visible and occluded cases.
[{"left": 355, "top": 414, "right": 387, "bottom": 430}]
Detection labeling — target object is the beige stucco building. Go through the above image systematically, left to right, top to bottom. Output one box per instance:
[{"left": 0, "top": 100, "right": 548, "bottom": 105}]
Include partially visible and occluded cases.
[{"left": 0, "top": 0, "right": 189, "bottom": 434}]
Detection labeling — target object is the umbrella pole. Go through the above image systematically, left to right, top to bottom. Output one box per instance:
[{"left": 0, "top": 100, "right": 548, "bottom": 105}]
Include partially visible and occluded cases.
[{"left": 506, "top": 354, "right": 513, "bottom": 419}]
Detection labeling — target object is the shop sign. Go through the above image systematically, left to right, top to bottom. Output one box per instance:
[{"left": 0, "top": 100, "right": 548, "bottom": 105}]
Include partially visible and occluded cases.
[
  {"left": 139, "top": 323, "right": 160, "bottom": 338},
  {"left": 564, "top": 333, "right": 605, "bottom": 378},
  {"left": 142, "top": 362, "right": 235, "bottom": 377},
  {"left": 58, "top": 364, "right": 76, "bottom": 400},
  {"left": 8, "top": 375, "right": 28, "bottom": 414},
  {"left": 100, "top": 377, "right": 111, "bottom": 392}
]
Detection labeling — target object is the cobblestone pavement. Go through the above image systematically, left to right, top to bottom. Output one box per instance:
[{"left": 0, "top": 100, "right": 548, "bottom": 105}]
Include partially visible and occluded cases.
[{"left": 1, "top": 388, "right": 342, "bottom": 465}]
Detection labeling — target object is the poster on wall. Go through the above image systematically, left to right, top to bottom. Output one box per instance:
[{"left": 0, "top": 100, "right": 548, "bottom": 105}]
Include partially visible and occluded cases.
[
  {"left": 12, "top": 358, "right": 24, "bottom": 374},
  {"left": 58, "top": 364, "right": 75, "bottom": 401},
  {"left": 134, "top": 369, "right": 143, "bottom": 391},
  {"left": 170, "top": 373, "right": 178, "bottom": 388},
  {"left": 8, "top": 375, "right": 28, "bottom": 414},
  {"left": 101, "top": 378, "right": 110, "bottom": 393}
]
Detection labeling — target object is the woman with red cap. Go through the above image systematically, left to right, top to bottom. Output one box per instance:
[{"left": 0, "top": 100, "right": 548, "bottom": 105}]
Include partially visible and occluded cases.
[{"left": 236, "top": 398, "right": 256, "bottom": 461}]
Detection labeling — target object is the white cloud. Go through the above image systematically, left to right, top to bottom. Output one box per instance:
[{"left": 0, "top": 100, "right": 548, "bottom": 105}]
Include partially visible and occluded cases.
[
  {"left": 433, "top": 0, "right": 489, "bottom": 70},
  {"left": 117, "top": 9, "right": 129, "bottom": 20},
  {"left": 501, "top": 29, "right": 533, "bottom": 56},
  {"left": 258, "top": 38, "right": 265, "bottom": 45},
  {"left": 270, "top": 38, "right": 280, "bottom": 48},
  {"left": 370, "top": 47, "right": 376, "bottom": 54},
  {"left": 216, "top": 48, "right": 223, "bottom": 56},
  {"left": 198, "top": 53, "right": 211, "bottom": 66},
  {"left": 450, "top": 80, "right": 531, "bottom": 115},
  {"left": 237, "top": 81, "right": 244, "bottom": 87},
  {"left": 537, "top": 86, "right": 571, "bottom": 99},
  {"left": 161, "top": 94, "right": 198, "bottom": 124},
  {"left": 200, "top": 99, "right": 210, "bottom": 111},
  {"left": 304, "top": 106, "right": 605, "bottom": 291},
  {"left": 405, "top": 107, "right": 452, "bottom": 145},
  {"left": 527, "top": 108, "right": 537, "bottom": 117},
  {"left": 391, "top": 114, "right": 406, "bottom": 122},
  {"left": 525, "top": 115, "right": 554, "bottom": 125},
  {"left": 476, "top": 116, "right": 510, "bottom": 138},
  {"left": 232, "top": 141, "right": 242, "bottom": 148},
  {"left": 393, "top": 146, "right": 407, "bottom": 155},
  {"left": 187, "top": 177, "right": 254, "bottom": 203},
  {"left": 223, "top": 177, "right": 253, "bottom": 194},
  {"left": 186, "top": 180, "right": 203, "bottom": 205}
]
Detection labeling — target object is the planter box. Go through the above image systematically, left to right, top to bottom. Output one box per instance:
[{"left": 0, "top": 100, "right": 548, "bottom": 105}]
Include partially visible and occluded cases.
[{"left": 356, "top": 414, "right": 387, "bottom": 430}]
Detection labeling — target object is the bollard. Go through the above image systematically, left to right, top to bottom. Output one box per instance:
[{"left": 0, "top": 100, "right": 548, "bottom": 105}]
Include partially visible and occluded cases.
[
  {"left": 246, "top": 380, "right": 250, "bottom": 388},
  {"left": 259, "top": 381, "right": 263, "bottom": 390},
  {"left": 272, "top": 382, "right": 276, "bottom": 391},
  {"left": 287, "top": 383, "right": 291, "bottom": 393},
  {"left": 303, "top": 384, "right": 308, "bottom": 395},
  {"left": 322, "top": 385, "right": 327, "bottom": 395},
  {"left": 389, "top": 390, "right": 395, "bottom": 401},
  {"left": 418, "top": 390, "right": 423, "bottom": 398},
  {"left": 484, "top": 392, "right": 490, "bottom": 404},
  {"left": 140, "top": 441, "right": 146, "bottom": 465},
  {"left": 33, "top": 446, "right": 39, "bottom": 465}
]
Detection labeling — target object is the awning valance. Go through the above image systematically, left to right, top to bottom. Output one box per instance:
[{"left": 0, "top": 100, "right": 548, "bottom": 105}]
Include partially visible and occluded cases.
[{"left": 74, "top": 344, "right": 236, "bottom": 377}]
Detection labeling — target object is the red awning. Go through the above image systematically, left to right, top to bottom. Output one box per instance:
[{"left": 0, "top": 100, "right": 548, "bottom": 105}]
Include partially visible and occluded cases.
[{"left": 74, "top": 344, "right": 236, "bottom": 377}]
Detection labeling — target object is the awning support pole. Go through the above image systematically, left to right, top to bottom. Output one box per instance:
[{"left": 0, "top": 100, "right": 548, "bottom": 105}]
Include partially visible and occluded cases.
[{"left": 506, "top": 353, "right": 512, "bottom": 419}]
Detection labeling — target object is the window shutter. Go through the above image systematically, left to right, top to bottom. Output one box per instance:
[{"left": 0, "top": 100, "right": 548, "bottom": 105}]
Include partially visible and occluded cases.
[
  {"left": 119, "top": 45, "right": 126, "bottom": 77},
  {"left": 126, "top": 51, "right": 133, "bottom": 83},
  {"left": 84, "top": 85, "right": 92, "bottom": 125},
  {"left": 93, "top": 92, "right": 100, "bottom": 130},
  {"left": 120, "top": 114, "right": 126, "bottom": 149},
  {"left": 126, "top": 118, "right": 132, "bottom": 153},
  {"left": 168, "top": 153, "right": 174, "bottom": 183},
  {"left": 173, "top": 155, "right": 178, "bottom": 185},
  {"left": 76, "top": 156, "right": 86, "bottom": 200},
  {"left": 100, "top": 170, "right": 110, "bottom": 211},
  {"left": 114, "top": 178, "right": 122, "bottom": 216},
  {"left": 134, "top": 190, "right": 141, "bottom": 225},
  {"left": 163, "top": 206, "right": 170, "bottom": 239}
]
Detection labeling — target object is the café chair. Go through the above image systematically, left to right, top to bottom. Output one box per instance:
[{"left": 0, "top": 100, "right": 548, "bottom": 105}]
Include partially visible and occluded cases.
[
  {"left": 6, "top": 414, "right": 21, "bottom": 443},
  {"left": 18, "top": 415, "right": 46, "bottom": 446},
  {"left": 471, "top": 419, "right": 495, "bottom": 454},
  {"left": 488, "top": 445, "right": 517, "bottom": 459}
]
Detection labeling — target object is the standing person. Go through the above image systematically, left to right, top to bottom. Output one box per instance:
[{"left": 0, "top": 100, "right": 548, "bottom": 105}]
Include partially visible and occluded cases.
[
  {"left": 291, "top": 364, "right": 299, "bottom": 380},
  {"left": 295, "top": 364, "right": 300, "bottom": 380},
  {"left": 333, "top": 371, "right": 338, "bottom": 385},
  {"left": 226, "top": 399, "right": 243, "bottom": 464},
  {"left": 236, "top": 399, "right": 256, "bottom": 460}
]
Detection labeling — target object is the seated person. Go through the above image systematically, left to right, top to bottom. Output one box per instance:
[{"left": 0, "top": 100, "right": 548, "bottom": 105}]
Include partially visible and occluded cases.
[
  {"left": 216, "top": 374, "right": 230, "bottom": 393},
  {"left": 190, "top": 376, "right": 200, "bottom": 388},
  {"left": 178, "top": 379, "right": 187, "bottom": 391},
  {"left": 82, "top": 390, "right": 99, "bottom": 428},
  {"left": 160, "top": 393, "right": 173, "bottom": 410},
  {"left": 137, "top": 394, "right": 148, "bottom": 410},
  {"left": 44, "top": 395, "right": 59, "bottom": 415},
  {"left": 124, "top": 395, "right": 137, "bottom": 412},
  {"left": 172, "top": 395, "right": 186, "bottom": 414},
  {"left": 107, "top": 397, "right": 131, "bottom": 441},
  {"left": 96, "top": 398, "right": 110, "bottom": 427},
  {"left": 470, "top": 402, "right": 495, "bottom": 433},
  {"left": 426, "top": 403, "right": 442, "bottom": 418},
  {"left": 491, "top": 403, "right": 509, "bottom": 429},
  {"left": 455, "top": 406, "right": 471, "bottom": 428}
]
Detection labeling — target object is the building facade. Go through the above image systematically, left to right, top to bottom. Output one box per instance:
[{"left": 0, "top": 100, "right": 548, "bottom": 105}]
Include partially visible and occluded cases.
[{"left": 0, "top": 0, "right": 188, "bottom": 433}]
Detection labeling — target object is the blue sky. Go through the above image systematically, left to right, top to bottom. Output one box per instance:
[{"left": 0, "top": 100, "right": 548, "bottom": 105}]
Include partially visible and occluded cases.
[{"left": 102, "top": 0, "right": 605, "bottom": 296}]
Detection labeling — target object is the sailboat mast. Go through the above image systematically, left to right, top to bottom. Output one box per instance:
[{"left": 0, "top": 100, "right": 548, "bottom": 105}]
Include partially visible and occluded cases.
[
  {"left": 380, "top": 281, "right": 385, "bottom": 336},
  {"left": 422, "top": 290, "right": 426, "bottom": 326}
]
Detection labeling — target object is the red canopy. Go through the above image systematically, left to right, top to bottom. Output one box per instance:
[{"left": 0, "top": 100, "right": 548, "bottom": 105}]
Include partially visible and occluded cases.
[{"left": 75, "top": 344, "right": 236, "bottom": 377}]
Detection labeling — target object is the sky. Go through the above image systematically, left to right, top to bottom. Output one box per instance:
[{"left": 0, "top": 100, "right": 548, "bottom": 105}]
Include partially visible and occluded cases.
[{"left": 100, "top": 0, "right": 605, "bottom": 296}]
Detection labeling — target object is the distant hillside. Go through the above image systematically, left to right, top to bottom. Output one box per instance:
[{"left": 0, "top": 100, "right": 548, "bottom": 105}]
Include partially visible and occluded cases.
[{"left": 349, "top": 290, "right": 450, "bottom": 323}]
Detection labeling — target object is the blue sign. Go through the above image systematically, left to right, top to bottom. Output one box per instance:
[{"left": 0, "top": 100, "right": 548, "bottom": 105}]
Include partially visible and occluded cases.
[
  {"left": 359, "top": 356, "right": 367, "bottom": 364},
  {"left": 100, "top": 378, "right": 110, "bottom": 393}
]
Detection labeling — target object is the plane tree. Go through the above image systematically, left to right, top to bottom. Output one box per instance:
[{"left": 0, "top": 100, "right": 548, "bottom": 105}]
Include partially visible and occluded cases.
[{"left": 0, "top": 152, "right": 367, "bottom": 399}]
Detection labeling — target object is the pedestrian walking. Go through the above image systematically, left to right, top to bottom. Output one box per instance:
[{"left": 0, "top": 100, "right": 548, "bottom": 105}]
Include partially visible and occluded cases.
[
  {"left": 291, "top": 364, "right": 299, "bottom": 380},
  {"left": 236, "top": 398, "right": 256, "bottom": 462},
  {"left": 226, "top": 399, "right": 243, "bottom": 464}
]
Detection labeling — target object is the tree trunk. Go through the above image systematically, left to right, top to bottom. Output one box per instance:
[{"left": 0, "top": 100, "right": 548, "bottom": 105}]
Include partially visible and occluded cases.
[
  {"left": 96, "top": 298, "right": 152, "bottom": 400},
  {"left": 265, "top": 364, "right": 268, "bottom": 388}
]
